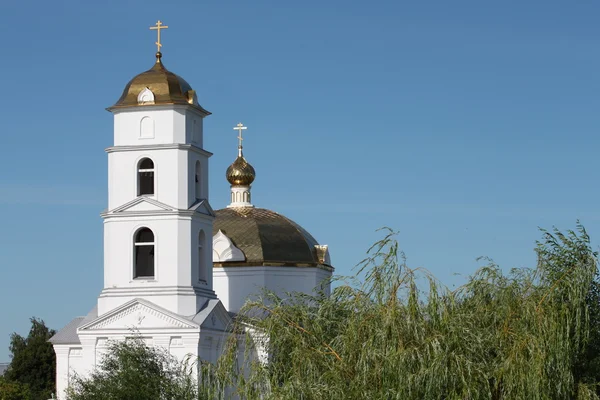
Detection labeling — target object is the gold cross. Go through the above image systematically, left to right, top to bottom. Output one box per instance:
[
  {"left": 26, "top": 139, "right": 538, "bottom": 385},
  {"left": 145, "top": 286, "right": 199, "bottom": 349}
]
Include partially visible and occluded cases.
[
  {"left": 149, "top": 20, "right": 169, "bottom": 53},
  {"left": 233, "top": 123, "right": 247, "bottom": 149}
]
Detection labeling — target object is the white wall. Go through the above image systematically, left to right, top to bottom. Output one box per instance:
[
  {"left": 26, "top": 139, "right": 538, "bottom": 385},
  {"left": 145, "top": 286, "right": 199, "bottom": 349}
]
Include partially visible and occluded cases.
[
  {"left": 112, "top": 106, "right": 205, "bottom": 147},
  {"left": 106, "top": 148, "right": 209, "bottom": 211},
  {"left": 99, "top": 214, "right": 214, "bottom": 316},
  {"left": 213, "top": 266, "right": 332, "bottom": 313},
  {"left": 55, "top": 331, "right": 216, "bottom": 400},
  {"left": 54, "top": 346, "right": 70, "bottom": 400}
]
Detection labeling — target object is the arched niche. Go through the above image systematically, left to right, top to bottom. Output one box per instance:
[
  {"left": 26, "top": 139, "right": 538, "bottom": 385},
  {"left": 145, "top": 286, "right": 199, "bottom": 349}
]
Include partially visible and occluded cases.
[{"left": 140, "top": 117, "right": 155, "bottom": 139}]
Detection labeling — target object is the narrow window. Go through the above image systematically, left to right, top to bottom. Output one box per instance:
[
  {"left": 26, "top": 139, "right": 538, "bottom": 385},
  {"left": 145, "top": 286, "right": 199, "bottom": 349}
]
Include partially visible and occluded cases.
[
  {"left": 138, "top": 158, "right": 154, "bottom": 195},
  {"left": 195, "top": 161, "right": 201, "bottom": 200},
  {"left": 134, "top": 228, "right": 155, "bottom": 278},
  {"left": 198, "top": 230, "right": 206, "bottom": 282}
]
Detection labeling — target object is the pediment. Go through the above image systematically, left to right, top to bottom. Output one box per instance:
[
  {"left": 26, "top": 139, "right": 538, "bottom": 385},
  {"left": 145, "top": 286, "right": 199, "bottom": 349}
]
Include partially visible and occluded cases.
[
  {"left": 109, "top": 197, "right": 174, "bottom": 214},
  {"left": 189, "top": 199, "right": 216, "bottom": 217},
  {"left": 213, "top": 230, "right": 245, "bottom": 262},
  {"left": 79, "top": 299, "right": 198, "bottom": 331},
  {"left": 190, "top": 299, "right": 233, "bottom": 332}
]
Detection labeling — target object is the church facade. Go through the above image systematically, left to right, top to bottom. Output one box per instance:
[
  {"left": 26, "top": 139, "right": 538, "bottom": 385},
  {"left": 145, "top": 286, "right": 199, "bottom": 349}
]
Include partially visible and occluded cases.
[{"left": 50, "top": 22, "right": 333, "bottom": 399}]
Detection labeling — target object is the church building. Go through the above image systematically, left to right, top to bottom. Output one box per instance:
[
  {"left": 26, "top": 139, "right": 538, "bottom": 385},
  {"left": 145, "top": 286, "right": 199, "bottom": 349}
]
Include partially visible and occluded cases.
[{"left": 50, "top": 21, "right": 333, "bottom": 399}]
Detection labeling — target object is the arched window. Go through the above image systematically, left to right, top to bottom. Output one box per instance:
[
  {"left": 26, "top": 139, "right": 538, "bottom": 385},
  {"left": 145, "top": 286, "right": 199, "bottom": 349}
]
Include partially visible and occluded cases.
[
  {"left": 138, "top": 158, "right": 154, "bottom": 196},
  {"left": 195, "top": 161, "right": 201, "bottom": 200},
  {"left": 134, "top": 228, "right": 155, "bottom": 278},
  {"left": 198, "top": 230, "right": 206, "bottom": 283}
]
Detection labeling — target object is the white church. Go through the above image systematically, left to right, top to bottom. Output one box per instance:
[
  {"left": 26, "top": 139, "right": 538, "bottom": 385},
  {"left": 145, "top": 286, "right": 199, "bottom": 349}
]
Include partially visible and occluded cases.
[{"left": 50, "top": 21, "right": 333, "bottom": 399}]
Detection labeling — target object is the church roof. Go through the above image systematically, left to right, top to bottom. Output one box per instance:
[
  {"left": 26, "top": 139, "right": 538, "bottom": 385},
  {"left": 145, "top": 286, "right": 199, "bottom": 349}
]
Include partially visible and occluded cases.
[
  {"left": 109, "top": 53, "right": 210, "bottom": 114},
  {"left": 213, "top": 207, "right": 332, "bottom": 269},
  {"left": 50, "top": 307, "right": 98, "bottom": 345},
  {"left": 49, "top": 317, "right": 86, "bottom": 345}
]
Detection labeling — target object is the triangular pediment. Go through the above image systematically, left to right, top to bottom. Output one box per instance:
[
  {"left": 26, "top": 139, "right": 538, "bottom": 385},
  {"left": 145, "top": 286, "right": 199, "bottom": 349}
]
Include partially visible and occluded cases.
[
  {"left": 109, "top": 197, "right": 174, "bottom": 214},
  {"left": 189, "top": 199, "right": 216, "bottom": 217},
  {"left": 79, "top": 299, "right": 199, "bottom": 331},
  {"left": 191, "top": 299, "right": 233, "bottom": 331}
]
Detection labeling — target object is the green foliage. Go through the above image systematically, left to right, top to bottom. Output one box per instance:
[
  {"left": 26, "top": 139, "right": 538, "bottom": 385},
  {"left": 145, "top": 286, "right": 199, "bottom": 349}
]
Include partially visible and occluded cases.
[
  {"left": 200, "top": 225, "right": 600, "bottom": 400},
  {"left": 575, "top": 277, "right": 600, "bottom": 394},
  {"left": 4, "top": 318, "right": 56, "bottom": 400},
  {"left": 66, "top": 336, "right": 197, "bottom": 400},
  {"left": 0, "top": 376, "right": 30, "bottom": 400}
]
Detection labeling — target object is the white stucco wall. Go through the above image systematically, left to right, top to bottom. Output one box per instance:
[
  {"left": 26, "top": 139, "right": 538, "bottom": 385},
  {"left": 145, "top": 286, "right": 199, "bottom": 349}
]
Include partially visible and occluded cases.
[
  {"left": 112, "top": 106, "right": 204, "bottom": 147},
  {"left": 106, "top": 147, "right": 209, "bottom": 211},
  {"left": 99, "top": 214, "right": 214, "bottom": 316},
  {"left": 213, "top": 266, "right": 332, "bottom": 313},
  {"left": 55, "top": 331, "right": 226, "bottom": 400}
]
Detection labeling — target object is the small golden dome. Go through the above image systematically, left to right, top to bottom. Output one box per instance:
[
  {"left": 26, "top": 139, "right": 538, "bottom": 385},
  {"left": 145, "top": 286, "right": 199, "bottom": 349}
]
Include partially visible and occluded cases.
[
  {"left": 110, "top": 53, "right": 209, "bottom": 113},
  {"left": 226, "top": 154, "right": 256, "bottom": 186}
]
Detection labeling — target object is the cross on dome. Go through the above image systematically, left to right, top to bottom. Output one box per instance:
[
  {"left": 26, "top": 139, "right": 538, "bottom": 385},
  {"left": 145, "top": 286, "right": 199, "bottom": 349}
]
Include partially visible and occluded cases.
[
  {"left": 149, "top": 20, "right": 169, "bottom": 53},
  {"left": 233, "top": 122, "right": 247, "bottom": 156}
]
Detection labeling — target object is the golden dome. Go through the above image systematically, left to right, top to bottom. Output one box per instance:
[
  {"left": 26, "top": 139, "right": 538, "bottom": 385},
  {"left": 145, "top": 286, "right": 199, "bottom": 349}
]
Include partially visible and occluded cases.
[
  {"left": 110, "top": 53, "right": 209, "bottom": 113},
  {"left": 226, "top": 154, "right": 256, "bottom": 186},
  {"left": 213, "top": 207, "right": 333, "bottom": 268}
]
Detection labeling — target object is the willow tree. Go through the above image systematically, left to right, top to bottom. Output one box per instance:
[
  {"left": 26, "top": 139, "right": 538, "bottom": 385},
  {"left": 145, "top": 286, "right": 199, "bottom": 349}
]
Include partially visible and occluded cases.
[{"left": 200, "top": 225, "right": 600, "bottom": 400}]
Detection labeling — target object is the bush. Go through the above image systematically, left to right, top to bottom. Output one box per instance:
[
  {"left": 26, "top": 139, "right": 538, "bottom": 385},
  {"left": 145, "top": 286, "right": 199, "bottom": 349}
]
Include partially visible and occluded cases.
[{"left": 66, "top": 336, "right": 197, "bottom": 400}]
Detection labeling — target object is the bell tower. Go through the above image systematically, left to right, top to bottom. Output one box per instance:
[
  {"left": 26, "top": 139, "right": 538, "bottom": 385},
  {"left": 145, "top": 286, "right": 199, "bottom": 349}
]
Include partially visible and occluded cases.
[
  {"left": 97, "top": 22, "right": 216, "bottom": 317},
  {"left": 51, "top": 23, "right": 235, "bottom": 400}
]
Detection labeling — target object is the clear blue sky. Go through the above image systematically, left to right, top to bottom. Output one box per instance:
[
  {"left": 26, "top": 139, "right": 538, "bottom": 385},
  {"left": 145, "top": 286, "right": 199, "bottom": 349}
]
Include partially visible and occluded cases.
[{"left": 1, "top": 0, "right": 600, "bottom": 361}]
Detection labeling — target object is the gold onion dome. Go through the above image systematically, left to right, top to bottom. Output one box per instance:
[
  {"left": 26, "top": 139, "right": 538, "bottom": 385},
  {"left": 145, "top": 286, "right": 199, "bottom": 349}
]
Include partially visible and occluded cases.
[
  {"left": 111, "top": 53, "right": 209, "bottom": 113},
  {"left": 226, "top": 153, "right": 256, "bottom": 186}
]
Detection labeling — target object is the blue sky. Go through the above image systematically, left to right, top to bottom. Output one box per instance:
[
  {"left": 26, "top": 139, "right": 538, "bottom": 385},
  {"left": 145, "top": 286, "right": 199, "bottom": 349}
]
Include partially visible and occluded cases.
[{"left": 1, "top": 0, "right": 600, "bottom": 361}]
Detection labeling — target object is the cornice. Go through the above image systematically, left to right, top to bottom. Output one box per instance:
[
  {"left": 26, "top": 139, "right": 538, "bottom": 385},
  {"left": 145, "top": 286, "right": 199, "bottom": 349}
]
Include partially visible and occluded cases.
[
  {"left": 107, "top": 103, "right": 211, "bottom": 117},
  {"left": 105, "top": 143, "right": 213, "bottom": 157},
  {"left": 101, "top": 209, "right": 216, "bottom": 220},
  {"left": 212, "top": 262, "right": 334, "bottom": 272},
  {"left": 99, "top": 285, "right": 216, "bottom": 297}
]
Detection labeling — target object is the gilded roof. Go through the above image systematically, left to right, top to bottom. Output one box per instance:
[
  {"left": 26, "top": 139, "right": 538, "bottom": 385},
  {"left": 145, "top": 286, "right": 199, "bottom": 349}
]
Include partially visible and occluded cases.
[
  {"left": 110, "top": 53, "right": 209, "bottom": 113},
  {"left": 226, "top": 155, "right": 256, "bottom": 186},
  {"left": 213, "top": 207, "right": 332, "bottom": 268}
]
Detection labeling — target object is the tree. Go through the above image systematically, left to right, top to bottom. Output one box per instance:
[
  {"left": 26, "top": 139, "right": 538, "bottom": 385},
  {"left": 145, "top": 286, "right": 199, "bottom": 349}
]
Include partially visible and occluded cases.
[
  {"left": 199, "top": 225, "right": 600, "bottom": 400},
  {"left": 574, "top": 268, "right": 600, "bottom": 394},
  {"left": 5, "top": 318, "right": 56, "bottom": 400},
  {"left": 66, "top": 336, "right": 198, "bottom": 400},
  {"left": 0, "top": 376, "right": 30, "bottom": 400}
]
